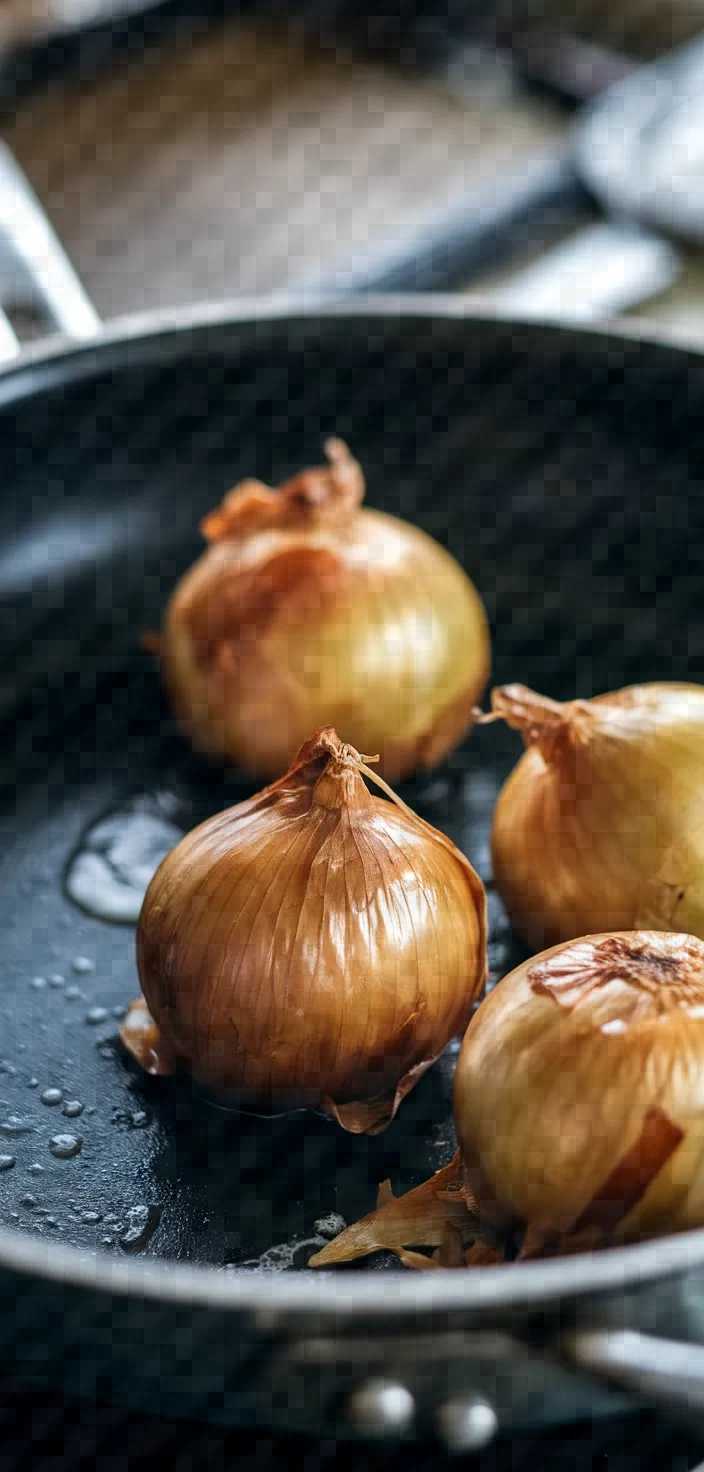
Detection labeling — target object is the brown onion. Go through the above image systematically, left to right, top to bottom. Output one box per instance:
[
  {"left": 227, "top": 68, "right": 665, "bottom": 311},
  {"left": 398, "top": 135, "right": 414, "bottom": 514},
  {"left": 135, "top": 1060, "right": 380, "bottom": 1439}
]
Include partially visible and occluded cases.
[
  {"left": 158, "top": 438, "right": 490, "bottom": 781},
  {"left": 488, "top": 681, "right": 704, "bottom": 950},
  {"left": 124, "top": 726, "right": 486, "bottom": 1134},
  {"left": 314, "top": 930, "right": 704, "bottom": 1262},
  {"left": 454, "top": 931, "right": 704, "bottom": 1251}
]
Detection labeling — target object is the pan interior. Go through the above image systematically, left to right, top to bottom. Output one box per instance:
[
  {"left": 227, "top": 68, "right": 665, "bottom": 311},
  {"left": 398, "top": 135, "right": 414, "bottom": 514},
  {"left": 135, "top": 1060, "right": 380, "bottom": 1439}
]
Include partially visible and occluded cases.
[{"left": 0, "top": 313, "right": 701, "bottom": 1272}]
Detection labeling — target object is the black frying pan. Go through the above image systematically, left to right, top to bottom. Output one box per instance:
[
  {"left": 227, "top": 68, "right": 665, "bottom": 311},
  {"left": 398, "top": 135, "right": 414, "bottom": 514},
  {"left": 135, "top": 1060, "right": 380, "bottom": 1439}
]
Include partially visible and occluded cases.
[{"left": 2, "top": 140, "right": 704, "bottom": 1443}]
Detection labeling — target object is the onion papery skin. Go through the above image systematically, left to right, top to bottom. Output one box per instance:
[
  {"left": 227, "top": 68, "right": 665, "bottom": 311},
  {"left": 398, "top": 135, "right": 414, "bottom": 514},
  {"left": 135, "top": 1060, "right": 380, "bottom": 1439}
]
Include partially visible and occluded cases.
[
  {"left": 159, "top": 439, "right": 490, "bottom": 781},
  {"left": 490, "top": 681, "right": 704, "bottom": 951},
  {"left": 133, "top": 727, "right": 486, "bottom": 1133},
  {"left": 454, "top": 931, "right": 704, "bottom": 1246}
]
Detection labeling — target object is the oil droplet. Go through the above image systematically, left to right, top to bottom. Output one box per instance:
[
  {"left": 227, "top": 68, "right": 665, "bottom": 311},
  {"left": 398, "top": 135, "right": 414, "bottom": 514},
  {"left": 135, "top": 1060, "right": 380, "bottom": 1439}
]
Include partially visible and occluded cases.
[
  {"left": 65, "top": 797, "right": 184, "bottom": 924},
  {"left": 72, "top": 958, "right": 95, "bottom": 975},
  {"left": 86, "top": 1008, "right": 108, "bottom": 1025},
  {"left": 40, "top": 1089, "right": 63, "bottom": 1107},
  {"left": 62, "top": 1100, "right": 84, "bottom": 1118},
  {"left": 0, "top": 1118, "right": 36, "bottom": 1136},
  {"left": 48, "top": 1134, "right": 82, "bottom": 1159},
  {"left": 0, "top": 1156, "right": 15, "bottom": 1171},
  {"left": 119, "top": 1204, "right": 162, "bottom": 1253},
  {"left": 81, "top": 1210, "right": 101, "bottom": 1224},
  {"left": 313, "top": 1213, "right": 346, "bottom": 1240}
]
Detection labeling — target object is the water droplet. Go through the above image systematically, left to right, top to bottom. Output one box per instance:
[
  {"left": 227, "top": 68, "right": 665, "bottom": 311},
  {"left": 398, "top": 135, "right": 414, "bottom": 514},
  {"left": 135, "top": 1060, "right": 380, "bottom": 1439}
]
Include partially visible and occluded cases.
[
  {"left": 65, "top": 801, "right": 183, "bottom": 924},
  {"left": 72, "top": 958, "right": 95, "bottom": 975},
  {"left": 48, "top": 975, "right": 64, "bottom": 988},
  {"left": 30, "top": 977, "right": 46, "bottom": 991},
  {"left": 65, "top": 986, "right": 81, "bottom": 1000},
  {"left": 112, "top": 1004, "right": 128, "bottom": 1020},
  {"left": 86, "top": 1008, "right": 108, "bottom": 1025},
  {"left": 601, "top": 1018, "right": 628, "bottom": 1035},
  {"left": 98, "top": 1046, "right": 115, "bottom": 1061},
  {"left": 0, "top": 1061, "right": 17, "bottom": 1076},
  {"left": 27, "top": 1079, "right": 38, "bottom": 1090},
  {"left": 40, "top": 1089, "right": 63, "bottom": 1107},
  {"left": 62, "top": 1100, "right": 83, "bottom": 1118},
  {"left": 130, "top": 1110, "right": 149, "bottom": 1130},
  {"left": 0, "top": 1118, "right": 35, "bottom": 1136},
  {"left": 48, "top": 1134, "right": 82, "bottom": 1159},
  {"left": 0, "top": 1156, "right": 15, "bottom": 1172},
  {"left": 28, "top": 1164, "right": 44, "bottom": 1174},
  {"left": 20, "top": 1194, "right": 36, "bottom": 1207},
  {"left": 119, "top": 1206, "right": 162, "bottom": 1253},
  {"left": 81, "top": 1210, "right": 101, "bottom": 1224},
  {"left": 9, "top": 1212, "right": 18, "bottom": 1221},
  {"left": 313, "top": 1213, "right": 346, "bottom": 1240},
  {"left": 46, "top": 1217, "right": 59, "bottom": 1228},
  {"left": 101, "top": 1237, "right": 114, "bottom": 1246}
]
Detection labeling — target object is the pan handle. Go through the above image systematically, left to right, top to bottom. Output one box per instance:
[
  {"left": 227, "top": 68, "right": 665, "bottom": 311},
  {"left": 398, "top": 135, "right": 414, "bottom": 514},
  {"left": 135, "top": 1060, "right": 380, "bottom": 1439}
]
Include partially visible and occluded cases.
[
  {"left": 0, "top": 143, "right": 101, "bottom": 362},
  {"left": 563, "top": 1328, "right": 704, "bottom": 1421}
]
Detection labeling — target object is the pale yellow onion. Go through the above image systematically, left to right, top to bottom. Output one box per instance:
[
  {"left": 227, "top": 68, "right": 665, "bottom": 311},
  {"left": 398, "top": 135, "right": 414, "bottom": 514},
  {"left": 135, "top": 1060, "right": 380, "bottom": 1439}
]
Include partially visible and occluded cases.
[
  {"left": 159, "top": 438, "right": 490, "bottom": 781},
  {"left": 489, "top": 681, "right": 704, "bottom": 950},
  {"left": 125, "top": 726, "right": 486, "bottom": 1134},
  {"left": 313, "top": 931, "right": 704, "bottom": 1262},
  {"left": 454, "top": 932, "right": 704, "bottom": 1247}
]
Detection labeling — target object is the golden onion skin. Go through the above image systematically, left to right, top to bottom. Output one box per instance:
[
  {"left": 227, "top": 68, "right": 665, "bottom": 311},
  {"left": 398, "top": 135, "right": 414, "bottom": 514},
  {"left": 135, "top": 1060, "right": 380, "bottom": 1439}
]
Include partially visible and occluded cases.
[
  {"left": 159, "top": 439, "right": 490, "bottom": 781},
  {"left": 490, "top": 682, "right": 704, "bottom": 950},
  {"left": 133, "top": 728, "right": 486, "bottom": 1134},
  {"left": 454, "top": 932, "right": 704, "bottom": 1245}
]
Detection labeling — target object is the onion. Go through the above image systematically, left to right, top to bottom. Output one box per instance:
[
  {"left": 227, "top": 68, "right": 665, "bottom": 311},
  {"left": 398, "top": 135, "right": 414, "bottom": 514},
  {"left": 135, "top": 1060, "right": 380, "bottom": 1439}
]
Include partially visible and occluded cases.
[
  {"left": 159, "top": 438, "right": 490, "bottom": 781},
  {"left": 488, "top": 681, "right": 704, "bottom": 950},
  {"left": 123, "top": 726, "right": 486, "bottom": 1134},
  {"left": 313, "top": 931, "right": 704, "bottom": 1262},
  {"left": 454, "top": 932, "right": 704, "bottom": 1251}
]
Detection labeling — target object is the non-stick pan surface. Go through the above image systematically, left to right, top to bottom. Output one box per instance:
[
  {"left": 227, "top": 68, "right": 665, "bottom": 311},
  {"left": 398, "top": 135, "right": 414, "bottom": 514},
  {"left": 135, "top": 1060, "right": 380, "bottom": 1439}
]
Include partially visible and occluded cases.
[{"left": 3, "top": 304, "right": 704, "bottom": 1434}]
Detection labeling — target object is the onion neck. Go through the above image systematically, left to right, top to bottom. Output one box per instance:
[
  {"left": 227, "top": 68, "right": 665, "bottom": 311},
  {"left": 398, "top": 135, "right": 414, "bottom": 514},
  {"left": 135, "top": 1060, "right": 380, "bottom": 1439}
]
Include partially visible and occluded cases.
[
  {"left": 200, "top": 438, "right": 365, "bottom": 544},
  {"left": 489, "top": 684, "right": 595, "bottom": 764}
]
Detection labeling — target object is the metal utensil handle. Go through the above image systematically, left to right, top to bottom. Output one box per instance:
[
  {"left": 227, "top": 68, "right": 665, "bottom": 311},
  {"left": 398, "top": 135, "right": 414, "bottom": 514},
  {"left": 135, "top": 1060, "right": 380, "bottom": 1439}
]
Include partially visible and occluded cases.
[
  {"left": 0, "top": 142, "right": 101, "bottom": 362},
  {"left": 565, "top": 1329, "right": 704, "bottom": 1419}
]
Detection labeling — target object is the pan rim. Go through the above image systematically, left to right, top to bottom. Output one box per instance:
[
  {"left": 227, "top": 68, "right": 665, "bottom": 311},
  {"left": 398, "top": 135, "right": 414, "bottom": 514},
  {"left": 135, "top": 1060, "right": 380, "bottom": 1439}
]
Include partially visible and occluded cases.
[
  {"left": 0, "top": 289, "right": 702, "bottom": 399},
  {"left": 3, "top": 290, "right": 704, "bottom": 1318}
]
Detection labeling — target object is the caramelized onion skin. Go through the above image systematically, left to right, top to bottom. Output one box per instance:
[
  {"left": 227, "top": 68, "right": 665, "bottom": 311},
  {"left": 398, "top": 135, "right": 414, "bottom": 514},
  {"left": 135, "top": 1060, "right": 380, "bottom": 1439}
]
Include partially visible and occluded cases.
[
  {"left": 159, "top": 440, "right": 490, "bottom": 781},
  {"left": 490, "top": 681, "right": 704, "bottom": 950},
  {"left": 134, "top": 728, "right": 486, "bottom": 1133},
  {"left": 454, "top": 931, "right": 704, "bottom": 1244}
]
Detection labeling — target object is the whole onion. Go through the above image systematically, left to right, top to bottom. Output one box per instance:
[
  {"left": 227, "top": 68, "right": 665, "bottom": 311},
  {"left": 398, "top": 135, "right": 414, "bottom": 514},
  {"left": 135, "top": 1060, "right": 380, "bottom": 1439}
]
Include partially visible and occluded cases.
[
  {"left": 159, "top": 438, "right": 490, "bottom": 781},
  {"left": 489, "top": 681, "right": 704, "bottom": 950},
  {"left": 124, "top": 726, "right": 487, "bottom": 1134},
  {"left": 313, "top": 930, "right": 704, "bottom": 1262},
  {"left": 454, "top": 931, "right": 704, "bottom": 1249}
]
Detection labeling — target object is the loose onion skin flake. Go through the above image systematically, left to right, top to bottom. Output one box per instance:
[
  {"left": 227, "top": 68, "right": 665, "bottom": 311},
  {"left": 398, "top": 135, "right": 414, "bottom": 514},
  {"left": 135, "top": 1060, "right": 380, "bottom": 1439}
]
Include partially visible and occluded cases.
[
  {"left": 158, "top": 439, "right": 490, "bottom": 781},
  {"left": 487, "top": 681, "right": 704, "bottom": 950},
  {"left": 124, "top": 727, "right": 487, "bottom": 1134},
  {"left": 313, "top": 932, "right": 704, "bottom": 1264}
]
